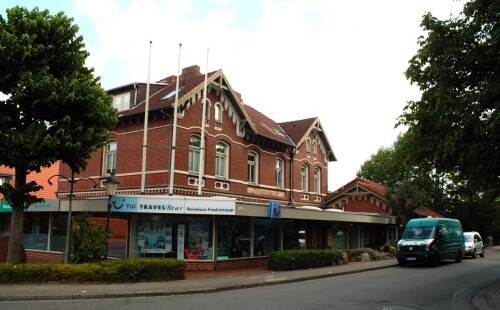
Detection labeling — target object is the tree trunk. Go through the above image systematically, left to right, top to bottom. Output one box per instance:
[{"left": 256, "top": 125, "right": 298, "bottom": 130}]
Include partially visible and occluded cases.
[
  {"left": 6, "top": 169, "right": 27, "bottom": 264},
  {"left": 7, "top": 206, "right": 24, "bottom": 264}
]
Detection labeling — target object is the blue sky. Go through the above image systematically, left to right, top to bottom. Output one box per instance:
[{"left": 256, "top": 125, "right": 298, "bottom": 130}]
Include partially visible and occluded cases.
[{"left": 0, "top": 0, "right": 465, "bottom": 190}]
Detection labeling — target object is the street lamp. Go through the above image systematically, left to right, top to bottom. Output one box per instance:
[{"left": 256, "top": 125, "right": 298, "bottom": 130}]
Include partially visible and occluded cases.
[
  {"left": 48, "top": 171, "right": 97, "bottom": 264},
  {"left": 104, "top": 171, "right": 119, "bottom": 235}
]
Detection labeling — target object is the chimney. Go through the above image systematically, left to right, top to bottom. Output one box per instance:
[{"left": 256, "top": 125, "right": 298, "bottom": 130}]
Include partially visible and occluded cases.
[{"left": 181, "top": 65, "right": 201, "bottom": 79}]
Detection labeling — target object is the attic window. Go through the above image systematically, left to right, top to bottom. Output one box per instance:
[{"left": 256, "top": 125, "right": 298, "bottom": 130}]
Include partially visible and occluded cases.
[
  {"left": 161, "top": 87, "right": 185, "bottom": 101},
  {"left": 267, "top": 125, "right": 287, "bottom": 137}
]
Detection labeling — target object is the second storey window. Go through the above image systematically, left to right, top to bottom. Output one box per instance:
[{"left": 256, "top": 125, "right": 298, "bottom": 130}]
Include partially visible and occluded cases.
[
  {"left": 188, "top": 135, "right": 201, "bottom": 173},
  {"left": 105, "top": 141, "right": 117, "bottom": 175},
  {"left": 215, "top": 142, "right": 228, "bottom": 178},
  {"left": 248, "top": 151, "right": 258, "bottom": 184},
  {"left": 276, "top": 158, "right": 284, "bottom": 188},
  {"left": 301, "top": 164, "right": 308, "bottom": 192},
  {"left": 313, "top": 168, "right": 321, "bottom": 194}
]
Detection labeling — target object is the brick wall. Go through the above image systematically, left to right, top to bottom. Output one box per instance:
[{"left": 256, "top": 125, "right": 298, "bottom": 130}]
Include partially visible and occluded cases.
[
  {"left": 26, "top": 250, "right": 63, "bottom": 263},
  {"left": 185, "top": 257, "right": 268, "bottom": 271}
]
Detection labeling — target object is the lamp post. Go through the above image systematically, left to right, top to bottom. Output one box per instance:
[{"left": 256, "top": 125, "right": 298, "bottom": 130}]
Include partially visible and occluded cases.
[
  {"left": 48, "top": 171, "right": 97, "bottom": 264},
  {"left": 105, "top": 171, "right": 119, "bottom": 236}
]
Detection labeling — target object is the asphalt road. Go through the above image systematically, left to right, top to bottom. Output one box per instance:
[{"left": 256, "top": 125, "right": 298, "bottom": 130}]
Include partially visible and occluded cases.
[{"left": 1, "top": 251, "right": 498, "bottom": 310}]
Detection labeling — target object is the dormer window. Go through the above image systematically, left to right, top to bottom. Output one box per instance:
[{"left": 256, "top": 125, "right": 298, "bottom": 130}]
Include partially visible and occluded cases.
[{"left": 113, "top": 93, "right": 130, "bottom": 112}]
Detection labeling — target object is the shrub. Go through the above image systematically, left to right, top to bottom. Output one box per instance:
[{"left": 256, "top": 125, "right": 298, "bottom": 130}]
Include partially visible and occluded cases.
[
  {"left": 70, "top": 213, "right": 108, "bottom": 263},
  {"left": 379, "top": 243, "right": 396, "bottom": 255},
  {"left": 348, "top": 248, "right": 378, "bottom": 262},
  {"left": 268, "top": 249, "right": 343, "bottom": 271},
  {"left": 0, "top": 258, "right": 185, "bottom": 283}
]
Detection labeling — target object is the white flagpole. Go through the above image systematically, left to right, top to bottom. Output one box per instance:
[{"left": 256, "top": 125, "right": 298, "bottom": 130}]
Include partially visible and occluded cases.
[
  {"left": 140, "top": 41, "right": 152, "bottom": 194},
  {"left": 168, "top": 43, "right": 182, "bottom": 196},
  {"left": 198, "top": 48, "right": 209, "bottom": 195}
]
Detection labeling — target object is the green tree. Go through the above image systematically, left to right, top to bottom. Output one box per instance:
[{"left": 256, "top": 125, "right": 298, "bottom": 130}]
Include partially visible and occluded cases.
[
  {"left": 399, "top": 0, "right": 500, "bottom": 191},
  {"left": 0, "top": 6, "right": 118, "bottom": 263},
  {"left": 357, "top": 132, "right": 438, "bottom": 224}
]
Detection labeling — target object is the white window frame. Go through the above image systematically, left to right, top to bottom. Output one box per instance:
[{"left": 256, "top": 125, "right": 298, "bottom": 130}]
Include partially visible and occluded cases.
[
  {"left": 112, "top": 93, "right": 130, "bottom": 111},
  {"left": 214, "top": 103, "right": 223, "bottom": 124},
  {"left": 188, "top": 135, "right": 201, "bottom": 173},
  {"left": 306, "top": 138, "right": 311, "bottom": 154},
  {"left": 105, "top": 140, "right": 117, "bottom": 175},
  {"left": 312, "top": 140, "right": 317, "bottom": 156},
  {"left": 215, "top": 142, "right": 228, "bottom": 178},
  {"left": 247, "top": 151, "right": 258, "bottom": 184},
  {"left": 276, "top": 158, "right": 284, "bottom": 188},
  {"left": 301, "top": 164, "right": 308, "bottom": 192},
  {"left": 313, "top": 168, "right": 320, "bottom": 194}
]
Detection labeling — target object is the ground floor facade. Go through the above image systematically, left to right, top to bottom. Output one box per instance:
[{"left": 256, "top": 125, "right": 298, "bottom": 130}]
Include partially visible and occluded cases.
[{"left": 0, "top": 195, "right": 398, "bottom": 270}]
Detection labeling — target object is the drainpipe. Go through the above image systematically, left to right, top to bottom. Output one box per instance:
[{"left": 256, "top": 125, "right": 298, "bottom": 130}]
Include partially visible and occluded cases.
[
  {"left": 133, "top": 82, "right": 138, "bottom": 106},
  {"left": 288, "top": 147, "right": 296, "bottom": 207}
]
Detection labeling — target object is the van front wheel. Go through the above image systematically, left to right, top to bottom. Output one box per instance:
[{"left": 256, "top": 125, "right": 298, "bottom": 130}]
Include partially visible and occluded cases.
[{"left": 455, "top": 251, "right": 463, "bottom": 263}]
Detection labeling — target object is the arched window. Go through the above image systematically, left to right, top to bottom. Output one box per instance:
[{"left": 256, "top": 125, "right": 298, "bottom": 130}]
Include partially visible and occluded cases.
[
  {"left": 204, "top": 100, "right": 210, "bottom": 122},
  {"left": 214, "top": 103, "right": 223, "bottom": 124},
  {"left": 188, "top": 135, "right": 201, "bottom": 172},
  {"left": 306, "top": 138, "right": 311, "bottom": 154},
  {"left": 105, "top": 140, "right": 117, "bottom": 175},
  {"left": 312, "top": 140, "right": 317, "bottom": 156},
  {"left": 215, "top": 142, "right": 228, "bottom": 178},
  {"left": 248, "top": 151, "right": 258, "bottom": 184},
  {"left": 275, "top": 158, "right": 284, "bottom": 188},
  {"left": 301, "top": 164, "right": 309, "bottom": 192},
  {"left": 313, "top": 168, "right": 321, "bottom": 194}
]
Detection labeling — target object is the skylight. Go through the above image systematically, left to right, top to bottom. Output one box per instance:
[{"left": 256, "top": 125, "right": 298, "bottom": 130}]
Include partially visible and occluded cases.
[{"left": 161, "top": 87, "right": 184, "bottom": 100}]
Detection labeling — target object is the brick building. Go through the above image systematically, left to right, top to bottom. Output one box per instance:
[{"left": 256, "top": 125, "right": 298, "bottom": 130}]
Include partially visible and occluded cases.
[{"left": 1, "top": 65, "right": 398, "bottom": 269}]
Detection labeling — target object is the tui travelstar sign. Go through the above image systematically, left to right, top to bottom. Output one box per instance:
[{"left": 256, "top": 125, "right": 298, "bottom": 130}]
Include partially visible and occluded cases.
[{"left": 109, "top": 195, "right": 236, "bottom": 215}]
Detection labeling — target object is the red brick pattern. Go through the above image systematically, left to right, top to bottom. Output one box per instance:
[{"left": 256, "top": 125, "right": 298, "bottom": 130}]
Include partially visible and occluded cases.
[{"left": 26, "top": 250, "right": 63, "bottom": 263}]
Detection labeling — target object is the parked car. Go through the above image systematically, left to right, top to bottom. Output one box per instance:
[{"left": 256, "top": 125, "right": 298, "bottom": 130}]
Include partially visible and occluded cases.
[{"left": 463, "top": 231, "right": 485, "bottom": 258}]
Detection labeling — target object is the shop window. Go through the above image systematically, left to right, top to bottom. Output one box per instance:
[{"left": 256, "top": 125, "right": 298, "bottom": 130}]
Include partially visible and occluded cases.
[
  {"left": 188, "top": 135, "right": 201, "bottom": 173},
  {"left": 105, "top": 140, "right": 117, "bottom": 175},
  {"left": 215, "top": 142, "right": 228, "bottom": 178},
  {"left": 247, "top": 151, "right": 258, "bottom": 184},
  {"left": 275, "top": 158, "right": 284, "bottom": 188},
  {"left": 301, "top": 164, "right": 309, "bottom": 192},
  {"left": 22, "top": 213, "right": 49, "bottom": 251},
  {"left": 92, "top": 213, "right": 128, "bottom": 258},
  {"left": 50, "top": 214, "right": 68, "bottom": 252},
  {"left": 129, "top": 214, "right": 213, "bottom": 261},
  {"left": 217, "top": 217, "right": 252, "bottom": 259},
  {"left": 253, "top": 218, "right": 279, "bottom": 256},
  {"left": 282, "top": 219, "right": 306, "bottom": 250}
]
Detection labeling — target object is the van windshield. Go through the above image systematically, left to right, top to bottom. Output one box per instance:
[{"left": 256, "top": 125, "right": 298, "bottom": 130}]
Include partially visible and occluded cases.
[{"left": 402, "top": 226, "right": 435, "bottom": 240}]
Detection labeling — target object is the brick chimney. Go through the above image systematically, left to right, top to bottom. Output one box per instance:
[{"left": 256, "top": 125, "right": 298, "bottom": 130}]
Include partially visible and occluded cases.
[{"left": 180, "top": 65, "right": 201, "bottom": 79}]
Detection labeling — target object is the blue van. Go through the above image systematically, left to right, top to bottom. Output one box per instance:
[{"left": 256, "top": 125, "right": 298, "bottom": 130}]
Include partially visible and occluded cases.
[{"left": 396, "top": 217, "right": 465, "bottom": 266}]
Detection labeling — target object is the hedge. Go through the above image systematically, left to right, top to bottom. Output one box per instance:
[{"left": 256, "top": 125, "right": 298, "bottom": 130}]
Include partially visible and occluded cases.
[{"left": 268, "top": 249, "right": 344, "bottom": 271}]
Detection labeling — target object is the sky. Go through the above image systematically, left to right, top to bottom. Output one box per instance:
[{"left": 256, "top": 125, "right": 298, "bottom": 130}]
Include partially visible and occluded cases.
[{"left": 0, "top": 0, "right": 466, "bottom": 191}]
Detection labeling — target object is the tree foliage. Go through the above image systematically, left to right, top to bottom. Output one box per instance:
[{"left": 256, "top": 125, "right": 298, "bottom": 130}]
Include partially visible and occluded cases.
[
  {"left": 398, "top": 0, "right": 500, "bottom": 191},
  {"left": 0, "top": 6, "right": 118, "bottom": 263}
]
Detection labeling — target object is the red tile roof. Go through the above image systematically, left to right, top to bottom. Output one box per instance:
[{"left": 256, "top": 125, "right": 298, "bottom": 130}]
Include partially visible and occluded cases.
[{"left": 107, "top": 65, "right": 334, "bottom": 153}]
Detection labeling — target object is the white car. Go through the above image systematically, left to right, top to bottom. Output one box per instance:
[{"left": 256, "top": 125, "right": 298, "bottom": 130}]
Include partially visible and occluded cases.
[{"left": 464, "top": 231, "right": 485, "bottom": 258}]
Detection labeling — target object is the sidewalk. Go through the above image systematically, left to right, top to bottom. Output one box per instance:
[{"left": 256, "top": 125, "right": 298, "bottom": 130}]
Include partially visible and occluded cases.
[{"left": 0, "top": 257, "right": 498, "bottom": 310}]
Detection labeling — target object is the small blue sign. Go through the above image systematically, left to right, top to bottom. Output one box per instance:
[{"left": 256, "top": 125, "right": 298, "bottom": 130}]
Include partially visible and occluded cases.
[{"left": 268, "top": 202, "right": 281, "bottom": 219}]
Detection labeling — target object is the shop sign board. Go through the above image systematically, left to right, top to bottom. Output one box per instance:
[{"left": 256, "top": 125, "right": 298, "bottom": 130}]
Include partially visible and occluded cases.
[
  {"left": 110, "top": 195, "right": 236, "bottom": 215},
  {"left": 0, "top": 199, "right": 60, "bottom": 213}
]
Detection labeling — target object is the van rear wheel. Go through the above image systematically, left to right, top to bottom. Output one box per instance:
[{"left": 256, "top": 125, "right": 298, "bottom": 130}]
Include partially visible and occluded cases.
[{"left": 431, "top": 254, "right": 440, "bottom": 267}]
